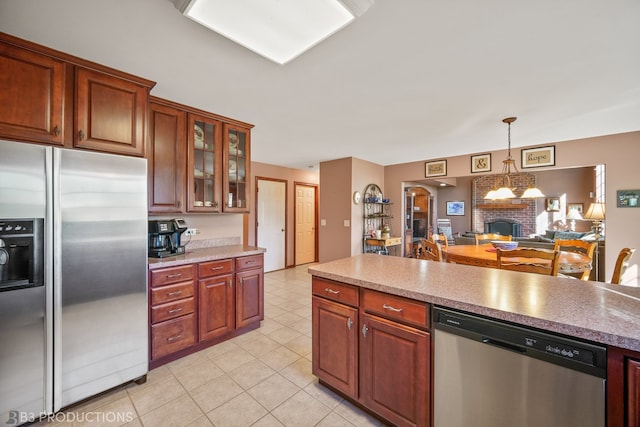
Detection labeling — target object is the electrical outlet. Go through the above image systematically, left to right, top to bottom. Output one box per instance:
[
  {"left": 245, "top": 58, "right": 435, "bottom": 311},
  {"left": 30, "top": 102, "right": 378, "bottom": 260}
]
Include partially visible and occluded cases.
[{"left": 185, "top": 228, "right": 197, "bottom": 236}]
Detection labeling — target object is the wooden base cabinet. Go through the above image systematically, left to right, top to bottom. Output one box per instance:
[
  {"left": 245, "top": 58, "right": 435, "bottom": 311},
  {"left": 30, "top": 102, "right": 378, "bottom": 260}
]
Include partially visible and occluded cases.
[
  {"left": 150, "top": 254, "right": 264, "bottom": 368},
  {"left": 198, "top": 259, "right": 235, "bottom": 341},
  {"left": 312, "top": 277, "right": 431, "bottom": 427},
  {"left": 312, "top": 297, "right": 358, "bottom": 398},
  {"left": 360, "top": 313, "right": 430, "bottom": 427},
  {"left": 608, "top": 346, "right": 640, "bottom": 427}
]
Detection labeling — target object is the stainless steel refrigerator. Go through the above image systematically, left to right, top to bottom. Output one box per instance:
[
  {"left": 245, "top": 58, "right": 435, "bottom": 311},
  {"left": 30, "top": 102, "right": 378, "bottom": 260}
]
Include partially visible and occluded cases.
[{"left": 0, "top": 140, "right": 148, "bottom": 425}]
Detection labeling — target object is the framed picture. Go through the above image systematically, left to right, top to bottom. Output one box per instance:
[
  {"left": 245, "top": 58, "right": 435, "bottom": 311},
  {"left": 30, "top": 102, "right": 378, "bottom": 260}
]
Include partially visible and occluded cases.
[
  {"left": 521, "top": 145, "right": 555, "bottom": 169},
  {"left": 471, "top": 153, "right": 491, "bottom": 173},
  {"left": 425, "top": 160, "right": 447, "bottom": 177},
  {"left": 617, "top": 189, "right": 640, "bottom": 207},
  {"left": 546, "top": 197, "right": 560, "bottom": 212},
  {"left": 446, "top": 201, "right": 465, "bottom": 216},
  {"left": 567, "top": 203, "right": 584, "bottom": 214}
]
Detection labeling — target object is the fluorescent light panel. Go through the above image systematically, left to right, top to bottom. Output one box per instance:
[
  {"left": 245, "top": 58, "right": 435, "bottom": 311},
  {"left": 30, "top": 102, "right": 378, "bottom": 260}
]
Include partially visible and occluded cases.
[{"left": 181, "top": 0, "right": 360, "bottom": 64}]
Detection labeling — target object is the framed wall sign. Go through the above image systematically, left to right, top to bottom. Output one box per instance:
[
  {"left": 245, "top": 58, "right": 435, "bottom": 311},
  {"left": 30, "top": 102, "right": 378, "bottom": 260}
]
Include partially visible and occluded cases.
[
  {"left": 521, "top": 145, "right": 555, "bottom": 169},
  {"left": 471, "top": 153, "right": 491, "bottom": 173},
  {"left": 425, "top": 160, "right": 447, "bottom": 177},
  {"left": 617, "top": 189, "right": 640, "bottom": 207},
  {"left": 546, "top": 197, "right": 560, "bottom": 212},
  {"left": 446, "top": 201, "right": 465, "bottom": 216},
  {"left": 567, "top": 203, "right": 584, "bottom": 214}
]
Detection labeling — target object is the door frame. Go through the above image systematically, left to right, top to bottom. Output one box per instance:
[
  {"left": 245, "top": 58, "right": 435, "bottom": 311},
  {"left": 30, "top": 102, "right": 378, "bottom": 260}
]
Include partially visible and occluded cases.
[
  {"left": 255, "top": 177, "right": 287, "bottom": 270},
  {"left": 294, "top": 181, "right": 319, "bottom": 266}
]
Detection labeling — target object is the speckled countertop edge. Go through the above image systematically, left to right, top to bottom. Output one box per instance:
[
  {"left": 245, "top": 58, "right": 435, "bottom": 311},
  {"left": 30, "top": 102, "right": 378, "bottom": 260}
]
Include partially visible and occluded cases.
[
  {"left": 148, "top": 245, "right": 266, "bottom": 270},
  {"left": 308, "top": 254, "right": 640, "bottom": 352}
]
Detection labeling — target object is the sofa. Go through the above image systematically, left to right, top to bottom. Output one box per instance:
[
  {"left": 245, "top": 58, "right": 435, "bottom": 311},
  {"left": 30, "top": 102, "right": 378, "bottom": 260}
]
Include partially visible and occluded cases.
[{"left": 453, "top": 231, "right": 605, "bottom": 281}]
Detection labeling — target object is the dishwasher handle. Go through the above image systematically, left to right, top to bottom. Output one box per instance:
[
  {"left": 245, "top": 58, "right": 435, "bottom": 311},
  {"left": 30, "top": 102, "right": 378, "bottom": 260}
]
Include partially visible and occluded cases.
[{"left": 482, "top": 337, "right": 526, "bottom": 354}]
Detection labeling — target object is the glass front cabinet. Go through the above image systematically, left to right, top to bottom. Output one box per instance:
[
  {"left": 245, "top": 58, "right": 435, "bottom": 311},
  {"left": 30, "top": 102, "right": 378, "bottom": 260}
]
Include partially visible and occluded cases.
[
  {"left": 187, "top": 113, "right": 222, "bottom": 212},
  {"left": 223, "top": 124, "right": 250, "bottom": 213}
]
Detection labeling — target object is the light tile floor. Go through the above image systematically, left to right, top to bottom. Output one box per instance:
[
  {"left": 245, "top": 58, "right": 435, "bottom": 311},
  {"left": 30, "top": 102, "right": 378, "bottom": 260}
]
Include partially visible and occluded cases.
[{"left": 39, "top": 264, "right": 386, "bottom": 427}]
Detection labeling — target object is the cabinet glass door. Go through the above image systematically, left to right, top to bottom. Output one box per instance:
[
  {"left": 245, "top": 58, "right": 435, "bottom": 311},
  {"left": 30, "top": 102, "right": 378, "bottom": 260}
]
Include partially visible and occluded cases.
[
  {"left": 188, "top": 115, "right": 221, "bottom": 211},
  {"left": 224, "top": 125, "right": 250, "bottom": 212}
]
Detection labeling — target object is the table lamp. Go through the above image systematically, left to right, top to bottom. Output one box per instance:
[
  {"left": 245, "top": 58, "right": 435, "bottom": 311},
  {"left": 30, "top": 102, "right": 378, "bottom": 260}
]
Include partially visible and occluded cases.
[{"left": 566, "top": 209, "right": 583, "bottom": 232}]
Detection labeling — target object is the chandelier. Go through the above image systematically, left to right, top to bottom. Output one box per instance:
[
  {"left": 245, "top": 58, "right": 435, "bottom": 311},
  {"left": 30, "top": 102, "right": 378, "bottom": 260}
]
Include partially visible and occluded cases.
[{"left": 484, "top": 117, "right": 545, "bottom": 200}]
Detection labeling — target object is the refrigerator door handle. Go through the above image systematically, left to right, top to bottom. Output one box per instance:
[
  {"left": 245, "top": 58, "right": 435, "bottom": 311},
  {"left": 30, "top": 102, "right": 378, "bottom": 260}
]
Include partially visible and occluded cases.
[{"left": 52, "top": 148, "right": 63, "bottom": 412}]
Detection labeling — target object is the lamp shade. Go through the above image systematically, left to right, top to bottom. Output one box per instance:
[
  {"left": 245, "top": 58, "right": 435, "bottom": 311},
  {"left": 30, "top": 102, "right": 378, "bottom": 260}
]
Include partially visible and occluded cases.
[
  {"left": 584, "top": 202, "right": 606, "bottom": 221},
  {"left": 566, "top": 209, "right": 583, "bottom": 220}
]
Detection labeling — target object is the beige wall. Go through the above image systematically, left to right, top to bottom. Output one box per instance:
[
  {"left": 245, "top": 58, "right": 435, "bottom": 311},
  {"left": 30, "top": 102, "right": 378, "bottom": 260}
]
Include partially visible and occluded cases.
[
  {"left": 383, "top": 131, "right": 640, "bottom": 285},
  {"left": 318, "top": 157, "right": 384, "bottom": 263},
  {"left": 250, "top": 162, "right": 319, "bottom": 268}
]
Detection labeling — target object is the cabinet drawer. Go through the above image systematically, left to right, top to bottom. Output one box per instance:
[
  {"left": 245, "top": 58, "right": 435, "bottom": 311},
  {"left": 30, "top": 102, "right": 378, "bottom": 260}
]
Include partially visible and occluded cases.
[
  {"left": 236, "top": 254, "right": 263, "bottom": 271},
  {"left": 199, "top": 259, "right": 234, "bottom": 278},
  {"left": 150, "top": 264, "right": 195, "bottom": 287},
  {"left": 312, "top": 277, "right": 359, "bottom": 307},
  {"left": 151, "top": 281, "right": 195, "bottom": 305},
  {"left": 361, "top": 289, "right": 429, "bottom": 329},
  {"left": 151, "top": 297, "right": 195, "bottom": 324},
  {"left": 151, "top": 313, "right": 196, "bottom": 360}
]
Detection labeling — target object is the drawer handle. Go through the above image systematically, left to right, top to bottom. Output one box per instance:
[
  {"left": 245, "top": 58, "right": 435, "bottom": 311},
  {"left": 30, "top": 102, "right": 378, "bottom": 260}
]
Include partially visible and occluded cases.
[
  {"left": 245, "top": 260, "right": 256, "bottom": 264},
  {"left": 210, "top": 266, "right": 223, "bottom": 271},
  {"left": 167, "top": 273, "right": 182, "bottom": 278},
  {"left": 324, "top": 288, "right": 340, "bottom": 295},
  {"left": 167, "top": 290, "right": 183, "bottom": 296},
  {"left": 382, "top": 304, "right": 403, "bottom": 313},
  {"left": 168, "top": 308, "right": 183, "bottom": 314},
  {"left": 166, "top": 334, "right": 183, "bottom": 342}
]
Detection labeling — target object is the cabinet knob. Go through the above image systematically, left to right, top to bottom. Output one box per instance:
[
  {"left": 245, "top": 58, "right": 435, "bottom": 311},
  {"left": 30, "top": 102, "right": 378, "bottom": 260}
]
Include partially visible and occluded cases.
[
  {"left": 53, "top": 126, "right": 61, "bottom": 136},
  {"left": 78, "top": 130, "right": 85, "bottom": 140},
  {"left": 347, "top": 318, "right": 353, "bottom": 330},
  {"left": 362, "top": 324, "right": 369, "bottom": 338}
]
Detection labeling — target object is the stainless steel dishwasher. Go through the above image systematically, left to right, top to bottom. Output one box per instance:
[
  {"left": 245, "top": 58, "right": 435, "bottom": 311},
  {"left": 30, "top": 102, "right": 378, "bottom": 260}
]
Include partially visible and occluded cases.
[{"left": 433, "top": 307, "right": 606, "bottom": 427}]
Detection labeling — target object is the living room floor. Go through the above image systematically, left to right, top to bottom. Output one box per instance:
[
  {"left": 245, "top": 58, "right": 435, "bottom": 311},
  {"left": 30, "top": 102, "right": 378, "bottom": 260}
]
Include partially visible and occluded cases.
[{"left": 38, "top": 264, "right": 386, "bottom": 427}]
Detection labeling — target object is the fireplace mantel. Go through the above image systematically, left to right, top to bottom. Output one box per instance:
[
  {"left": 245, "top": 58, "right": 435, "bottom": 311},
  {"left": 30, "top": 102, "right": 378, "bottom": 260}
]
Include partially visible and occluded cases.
[{"left": 476, "top": 203, "right": 528, "bottom": 210}]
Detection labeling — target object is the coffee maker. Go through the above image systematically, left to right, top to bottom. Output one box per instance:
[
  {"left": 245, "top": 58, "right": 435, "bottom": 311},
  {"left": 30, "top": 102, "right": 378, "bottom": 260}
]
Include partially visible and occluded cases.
[{"left": 148, "top": 218, "right": 188, "bottom": 258}]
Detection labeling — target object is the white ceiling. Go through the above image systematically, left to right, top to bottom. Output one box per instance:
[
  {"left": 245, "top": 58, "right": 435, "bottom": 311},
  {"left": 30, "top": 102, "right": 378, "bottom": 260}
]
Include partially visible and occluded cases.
[{"left": 1, "top": 0, "right": 639, "bottom": 170}]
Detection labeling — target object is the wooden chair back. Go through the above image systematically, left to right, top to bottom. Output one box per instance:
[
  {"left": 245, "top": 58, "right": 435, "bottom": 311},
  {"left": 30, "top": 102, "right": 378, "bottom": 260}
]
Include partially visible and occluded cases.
[
  {"left": 431, "top": 233, "right": 448, "bottom": 248},
  {"left": 475, "top": 233, "right": 512, "bottom": 245},
  {"left": 420, "top": 239, "right": 443, "bottom": 262},
  {"left": 553, "top": 239, "right": 597, "bottom": 280},
  {"left": 496, "top": 247, "right": 560, "bottom": 276},
  {"left": 610, "top": 248, "right": 636, "bottom": 284}
]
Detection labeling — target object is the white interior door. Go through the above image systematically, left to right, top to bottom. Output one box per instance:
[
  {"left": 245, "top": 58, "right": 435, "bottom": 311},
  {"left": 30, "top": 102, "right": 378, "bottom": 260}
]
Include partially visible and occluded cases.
[
  {"left": 257, "top": 179, "right": 286, "bottom": 272},
  {"left": 295, "top": 184, "right": 316, "bottom": 265}
]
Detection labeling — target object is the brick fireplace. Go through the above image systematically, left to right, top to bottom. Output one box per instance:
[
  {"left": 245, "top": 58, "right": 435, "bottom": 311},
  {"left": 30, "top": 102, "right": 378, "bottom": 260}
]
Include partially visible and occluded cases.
[{"left": 472, "top": 175, "right": 537, "bottom": 236}]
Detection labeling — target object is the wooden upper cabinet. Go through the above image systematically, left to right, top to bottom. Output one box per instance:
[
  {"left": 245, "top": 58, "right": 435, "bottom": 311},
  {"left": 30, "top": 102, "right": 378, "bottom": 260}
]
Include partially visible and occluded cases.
[
  {"left": 0, "top": 40, "right": 69, "bottom": 145},
  {"left": 75, "top": 67, "right": 149, "bottom": 157},
  {"left": 148, "top": 99, "right": 186, "bottom": 213},
  {"left": 187, "top": 113, "right": 223, "bottom": 212},
  {"left": 223, "top": 123, "right": 251, "bottom": 213}
]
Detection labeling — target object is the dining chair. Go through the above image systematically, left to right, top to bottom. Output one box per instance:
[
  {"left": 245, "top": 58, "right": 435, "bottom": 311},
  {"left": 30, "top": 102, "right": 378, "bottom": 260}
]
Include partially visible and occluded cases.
[
  {"left": 431, "top": 233, "right": 448, "bottom": 248},
  {"left": 475, "top": 233, "right": 512, "bottom": 245},
  {"left": 420, "top": 239, "right": 443, "bottom": 262},
  {"left": 553, "top": 239, "right": 597, "bottom": 280},
  {"left": 496, "top": 247, "right": 560, "bottom": 276},
  {"left": 610, "top": 248, "right": 636, "bottom": 284}
]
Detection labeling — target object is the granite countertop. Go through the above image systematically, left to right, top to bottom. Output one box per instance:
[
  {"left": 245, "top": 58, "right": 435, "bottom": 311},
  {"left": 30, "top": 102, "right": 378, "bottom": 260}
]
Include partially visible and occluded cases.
[
  {"left": 148, "top": 245, "right": 266, "bottom": 270},
  {"left": 308, "top": 254, "right": 640, "bottom": 352}
]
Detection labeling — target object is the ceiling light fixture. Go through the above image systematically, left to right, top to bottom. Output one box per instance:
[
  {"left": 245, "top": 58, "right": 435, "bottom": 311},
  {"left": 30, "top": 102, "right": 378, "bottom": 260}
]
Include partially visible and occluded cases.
[
  {"left": 170, "top": 0, "right": 374, "bottom": 65},
  {"left": 484, "top": 117, "right": 545, "bottom": 200}
]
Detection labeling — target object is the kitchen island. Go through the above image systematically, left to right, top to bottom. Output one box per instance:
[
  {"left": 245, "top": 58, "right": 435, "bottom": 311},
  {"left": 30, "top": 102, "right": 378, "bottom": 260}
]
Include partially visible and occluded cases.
[
  {"left": 148, "top": 245, "right": 266, "bottom": 368},
  {"left": 309, "top": 254, "right": 640, "bottom": 427}
]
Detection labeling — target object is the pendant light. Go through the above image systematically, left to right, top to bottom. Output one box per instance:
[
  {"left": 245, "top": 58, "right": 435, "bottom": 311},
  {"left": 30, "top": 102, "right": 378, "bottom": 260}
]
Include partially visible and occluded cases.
[{"left": 484, "top": 117, "right": 545, "bottom": 200}]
